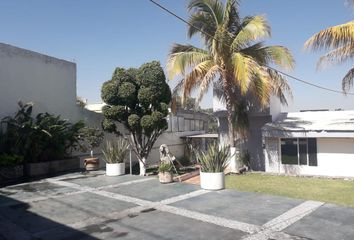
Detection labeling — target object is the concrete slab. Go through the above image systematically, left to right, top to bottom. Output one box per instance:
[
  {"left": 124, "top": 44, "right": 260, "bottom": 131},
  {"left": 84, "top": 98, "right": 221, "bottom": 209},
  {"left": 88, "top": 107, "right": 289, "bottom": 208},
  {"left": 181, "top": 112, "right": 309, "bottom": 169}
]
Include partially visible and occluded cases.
[
  {"left": 64, "top": 174, "right": 146, "bottom": 188},
  {"left": 106, "top": 179, "right": 200, "bottom": 202},
  {"left": 0, "top": 181, "right": 77, "bottom": 205},
  {"left": 171, "top": 189, "right": 304, "bottom": 225},
  {"left": 0, "top": 192, "right": 136, "bottom": 235},
  {"left": 285, "top": 203, "right": 354, "bottom": 240},
  {"left": 77, "top": 210, "right": 246, "bottom": 240}
]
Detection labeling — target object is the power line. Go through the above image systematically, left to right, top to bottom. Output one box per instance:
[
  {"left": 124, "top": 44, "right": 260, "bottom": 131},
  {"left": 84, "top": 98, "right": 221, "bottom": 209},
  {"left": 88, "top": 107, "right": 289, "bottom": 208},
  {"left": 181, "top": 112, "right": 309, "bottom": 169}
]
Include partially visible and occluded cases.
[{"left": 148, "top": 0, "right": 354, "bottom": 96}]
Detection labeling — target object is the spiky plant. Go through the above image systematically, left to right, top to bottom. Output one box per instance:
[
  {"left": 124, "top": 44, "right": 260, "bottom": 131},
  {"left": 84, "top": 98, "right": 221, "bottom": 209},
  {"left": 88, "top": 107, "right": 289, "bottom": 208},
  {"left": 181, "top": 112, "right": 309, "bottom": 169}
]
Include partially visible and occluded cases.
[
  {"left": 168, "top": 0, "right": 294, "bottom": 147},
  {"left": 305, "top": 1, "right": 354, "bottom": 92},
  {"left": 102, "top": 138, "right": 130, "bottom": 164},
  {"left": 195, "top": 143, "right": 231, "bottom": 172}
]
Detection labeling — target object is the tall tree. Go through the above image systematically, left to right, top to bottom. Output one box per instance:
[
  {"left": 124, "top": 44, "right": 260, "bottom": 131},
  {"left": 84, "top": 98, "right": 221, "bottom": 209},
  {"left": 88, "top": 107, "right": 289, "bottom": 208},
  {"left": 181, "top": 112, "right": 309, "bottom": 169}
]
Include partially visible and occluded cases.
[
  {"left": 167, "top": 0, "right": 294, "bottom": 147},
  {"left": 305, "top": 1, "right": 354, "bottom": 92},
  {"left": 101, "top": 61, "right": 171, "bottom": 175}
]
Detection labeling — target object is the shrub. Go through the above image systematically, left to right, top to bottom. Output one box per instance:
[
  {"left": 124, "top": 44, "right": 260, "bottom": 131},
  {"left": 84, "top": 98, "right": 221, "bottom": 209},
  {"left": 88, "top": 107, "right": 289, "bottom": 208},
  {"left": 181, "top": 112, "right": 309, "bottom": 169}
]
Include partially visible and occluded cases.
[
  {"left": 1, "top": 101, "right": 85, "bottom": 163},
  {"left": 79, "top": 126, "right": 104, "bottom": 157},
  {"left": 0, "top": 154, "right": 23, "bottom": 167},
  {"left": 158, "top": 162, "right": 173, "bottom": 173}
]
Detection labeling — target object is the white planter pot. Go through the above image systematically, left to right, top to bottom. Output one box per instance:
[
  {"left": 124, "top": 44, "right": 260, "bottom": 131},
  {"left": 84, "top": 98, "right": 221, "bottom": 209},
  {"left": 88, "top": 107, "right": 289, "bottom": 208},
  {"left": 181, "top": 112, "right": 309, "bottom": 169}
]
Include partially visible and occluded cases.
[
  {"left": 106, "top": 163, "right": 125, "bottom": 176},
  {"left": 200, "top": 171, "right": 225, "bottom": 190}
]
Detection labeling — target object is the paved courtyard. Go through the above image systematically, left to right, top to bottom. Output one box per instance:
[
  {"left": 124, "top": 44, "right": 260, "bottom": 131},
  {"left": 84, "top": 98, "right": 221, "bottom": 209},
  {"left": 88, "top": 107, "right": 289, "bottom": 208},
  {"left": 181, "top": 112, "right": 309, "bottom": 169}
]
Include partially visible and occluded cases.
[{"left": 0, "top": 172, "right": 353, "bottom": 240}]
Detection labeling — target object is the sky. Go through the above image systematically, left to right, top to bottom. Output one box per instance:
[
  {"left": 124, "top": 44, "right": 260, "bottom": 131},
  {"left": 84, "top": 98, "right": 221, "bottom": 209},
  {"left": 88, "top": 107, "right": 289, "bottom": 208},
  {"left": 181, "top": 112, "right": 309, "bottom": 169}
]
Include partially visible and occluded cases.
[{"left": 0, "top": 0, "right": 354, "bottom": 112}]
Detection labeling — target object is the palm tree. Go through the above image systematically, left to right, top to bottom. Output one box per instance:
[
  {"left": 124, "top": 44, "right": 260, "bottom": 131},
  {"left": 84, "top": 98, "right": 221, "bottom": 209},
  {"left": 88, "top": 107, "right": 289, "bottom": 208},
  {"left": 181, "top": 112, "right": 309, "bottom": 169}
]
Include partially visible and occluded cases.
[
  {"left": 167, "top": 0, "right": 294, "bottom": 147},
  {"left": 305, "top": 1, "right": 354, "bottom": 93}
]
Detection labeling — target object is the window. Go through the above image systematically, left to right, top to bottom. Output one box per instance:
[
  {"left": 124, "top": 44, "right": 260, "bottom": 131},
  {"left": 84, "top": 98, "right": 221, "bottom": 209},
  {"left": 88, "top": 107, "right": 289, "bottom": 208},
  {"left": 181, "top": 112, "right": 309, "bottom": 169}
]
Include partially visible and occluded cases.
[{"left": 280, "top": 138, "right": 317, "bottom": 166}]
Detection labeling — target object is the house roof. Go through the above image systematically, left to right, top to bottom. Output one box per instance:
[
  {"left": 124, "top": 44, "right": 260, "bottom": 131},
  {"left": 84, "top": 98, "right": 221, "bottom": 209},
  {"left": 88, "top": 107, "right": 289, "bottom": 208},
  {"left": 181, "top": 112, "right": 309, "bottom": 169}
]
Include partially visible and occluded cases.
[{"left": 262, "top": 110, "right": 354, "bottom": 138}]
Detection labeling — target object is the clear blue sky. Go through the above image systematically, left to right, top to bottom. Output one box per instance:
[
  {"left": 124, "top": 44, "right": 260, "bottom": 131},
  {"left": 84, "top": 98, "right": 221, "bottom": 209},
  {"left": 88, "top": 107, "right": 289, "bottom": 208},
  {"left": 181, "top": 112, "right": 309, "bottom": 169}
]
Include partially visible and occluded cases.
[{"left": 1, "top": 0, "right": 354, "bottom": 111}]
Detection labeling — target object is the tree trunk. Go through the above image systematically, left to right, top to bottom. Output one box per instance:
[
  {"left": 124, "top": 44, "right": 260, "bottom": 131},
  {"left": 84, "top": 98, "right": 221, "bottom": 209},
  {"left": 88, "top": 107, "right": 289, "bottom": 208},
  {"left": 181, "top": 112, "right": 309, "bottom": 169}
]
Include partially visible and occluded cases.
[{"left": 139, "top": 157, "right": 146, "bottom": 176}]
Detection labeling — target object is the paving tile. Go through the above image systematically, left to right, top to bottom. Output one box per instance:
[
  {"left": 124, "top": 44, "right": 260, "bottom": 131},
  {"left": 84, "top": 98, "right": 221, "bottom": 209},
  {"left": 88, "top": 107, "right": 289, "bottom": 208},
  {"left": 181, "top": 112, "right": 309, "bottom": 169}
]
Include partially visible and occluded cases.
[
  {"left": 64, "top": 174, "right": 146, "bottom": 188},
  {"left": 105, "top": 179, "right": 200, "bottom": 202},
  {"left": 0, "top": 181, "right": 77, "bottom": 205},
  {"left": 171, "top": 189, "right": 304, "bottom": 226},
  {"left": 0, "top": 192, "right": 136, "bottom": 235},
  {"left": 285, "top": 203, "right": 354, "bottom": 240},
  {"left": 78, "top": 210, "right": 246, "bottom": 240}
]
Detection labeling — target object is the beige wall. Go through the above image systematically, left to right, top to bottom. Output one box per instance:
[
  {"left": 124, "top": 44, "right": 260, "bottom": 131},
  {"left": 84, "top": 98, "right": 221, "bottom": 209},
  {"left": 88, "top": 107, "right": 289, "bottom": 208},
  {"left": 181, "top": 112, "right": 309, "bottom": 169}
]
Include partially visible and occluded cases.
[{"left": 0, "top": 43, "right": 81, "bottom": 121}]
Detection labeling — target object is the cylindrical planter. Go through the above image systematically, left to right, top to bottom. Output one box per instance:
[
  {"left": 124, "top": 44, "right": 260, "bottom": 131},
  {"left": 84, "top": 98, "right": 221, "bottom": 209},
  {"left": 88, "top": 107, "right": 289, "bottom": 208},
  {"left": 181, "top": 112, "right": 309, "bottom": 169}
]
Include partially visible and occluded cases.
[
  {"left": 84, "top": 157, "right": 100, "bottom": 171},
  {"left": 106, "top": 163, "right": 125, "bottom": 176},
  {"left": 200, "top": 171, "right": 225, "bottom": 190},
  {"left": 158, "top": 172, "right": 173, "bottom": 184}
]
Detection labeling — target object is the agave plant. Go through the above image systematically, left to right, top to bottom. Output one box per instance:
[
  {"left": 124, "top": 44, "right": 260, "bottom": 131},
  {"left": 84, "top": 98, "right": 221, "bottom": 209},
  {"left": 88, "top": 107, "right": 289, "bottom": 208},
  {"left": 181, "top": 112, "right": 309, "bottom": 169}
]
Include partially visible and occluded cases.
[
  {"left": 102, "top": 138, "right": 130, "bottom": 164},
  {"left": 195, "top": 143, "right": 231, "bottom": 173}
]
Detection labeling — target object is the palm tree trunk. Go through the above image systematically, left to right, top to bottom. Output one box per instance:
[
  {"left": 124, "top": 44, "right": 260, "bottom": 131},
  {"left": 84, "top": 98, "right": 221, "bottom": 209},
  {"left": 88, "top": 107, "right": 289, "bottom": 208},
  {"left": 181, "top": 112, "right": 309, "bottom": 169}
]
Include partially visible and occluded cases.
[{"left": 225, "top": 97, "right": 235, "bottom": 147}]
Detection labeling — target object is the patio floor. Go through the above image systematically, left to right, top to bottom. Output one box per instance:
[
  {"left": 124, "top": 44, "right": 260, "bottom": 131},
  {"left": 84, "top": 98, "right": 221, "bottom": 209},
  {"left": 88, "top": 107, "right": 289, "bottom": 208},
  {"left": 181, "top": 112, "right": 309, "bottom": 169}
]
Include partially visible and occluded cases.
[{"left": 0, "top": 172, "right": 353, "bottom": 240}]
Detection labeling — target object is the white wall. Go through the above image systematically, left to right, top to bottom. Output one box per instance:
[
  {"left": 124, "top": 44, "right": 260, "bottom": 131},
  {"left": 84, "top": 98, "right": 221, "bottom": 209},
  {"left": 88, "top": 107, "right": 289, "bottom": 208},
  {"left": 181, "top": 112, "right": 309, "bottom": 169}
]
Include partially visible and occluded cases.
[
  {"left": 0, "top": 43, "right": 80, "bottom": 121},
  {"left": 264, "top": 137, "right": 354, "bottom": 178}
]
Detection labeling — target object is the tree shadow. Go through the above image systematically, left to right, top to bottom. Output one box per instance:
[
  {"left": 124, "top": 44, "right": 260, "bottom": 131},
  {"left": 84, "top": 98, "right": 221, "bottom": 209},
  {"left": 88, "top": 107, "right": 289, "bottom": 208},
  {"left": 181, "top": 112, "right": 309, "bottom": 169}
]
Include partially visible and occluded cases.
[{"left": 0, "top": 194, "right": 98, "bottom": 240}]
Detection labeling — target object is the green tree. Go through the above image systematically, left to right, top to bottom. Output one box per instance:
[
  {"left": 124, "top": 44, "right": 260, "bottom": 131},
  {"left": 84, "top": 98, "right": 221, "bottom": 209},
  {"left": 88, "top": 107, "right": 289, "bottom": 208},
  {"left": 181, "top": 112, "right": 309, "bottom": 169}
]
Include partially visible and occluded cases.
[
  {"left": 167, "top": 0, "right": 294, "bottom": 147},
  {"left": 305, "top": 1, "right": 354, "bottom": 92},
  {"left": 101, "top": 61, "right": 171, "bottom": 175}
]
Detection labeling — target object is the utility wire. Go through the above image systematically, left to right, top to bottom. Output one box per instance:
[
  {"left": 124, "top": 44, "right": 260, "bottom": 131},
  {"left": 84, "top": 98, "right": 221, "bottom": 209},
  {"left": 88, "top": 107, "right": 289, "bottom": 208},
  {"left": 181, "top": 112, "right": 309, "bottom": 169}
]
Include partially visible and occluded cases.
[{"left": 148, "top": 0, "right": 354, "bottom": 96}]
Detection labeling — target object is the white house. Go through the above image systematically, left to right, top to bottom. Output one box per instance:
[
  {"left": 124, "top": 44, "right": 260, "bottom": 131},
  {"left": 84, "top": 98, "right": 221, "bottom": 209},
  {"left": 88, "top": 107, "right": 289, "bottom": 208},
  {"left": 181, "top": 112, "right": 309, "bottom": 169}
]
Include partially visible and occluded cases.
[{"left": 262, "top": 110, "right": 354, "bottom": 178}]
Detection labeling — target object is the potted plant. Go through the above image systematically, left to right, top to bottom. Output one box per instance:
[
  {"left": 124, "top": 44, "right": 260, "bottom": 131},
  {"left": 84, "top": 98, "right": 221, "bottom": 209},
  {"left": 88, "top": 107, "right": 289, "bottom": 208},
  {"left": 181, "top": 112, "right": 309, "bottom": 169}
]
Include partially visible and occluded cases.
[
  {"left": 81, "top": 127, "right": 104, "bottom": 171},
  {"left": 102, "top": 138, "right": 129, "bottom": 176},
  {"left": 196, "top": 143, "right": 231, "bottom": 190},
  {"left": 158, "top": 162, "right": 173, "bottom": 183}
]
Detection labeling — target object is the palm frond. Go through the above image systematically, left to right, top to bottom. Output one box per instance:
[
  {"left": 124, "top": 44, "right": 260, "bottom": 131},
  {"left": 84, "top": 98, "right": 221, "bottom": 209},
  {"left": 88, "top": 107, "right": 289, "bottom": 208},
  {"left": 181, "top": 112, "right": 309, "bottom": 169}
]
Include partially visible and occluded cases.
[
  {"left": 188, "top": 0, "right": 224, "bottom": 26},
  {"left": 188, "top": 13, "right": 217, "bottom": 44},
  {"left": 232, "top": 15, "right": 271, "bottom": 50},
  {"left": 304, "top": 20, "right": 354, "bottom": 51},
  {"left": 167, "top": 44, "right": 211, "bottom": 79},
  {"left": 317, "top": 44, "right": 354, "bottom": 69},
  {"left": 232, "top": 53, "right": 258, "bottom": 94},
  {"left": 181, "top": 60, "right": 214, "bottom": 103},
  {"left": 196, "top": 65, "right": 220, "bottom": 103},
  {"left": 342, "top": 67, "right": 354, "bottom": 93},
  {"left": 249, "top": 68, "right": 271, "bottom": 107},
  {"left": 266, "top": 68, "right": 293, "bottom": 105}
]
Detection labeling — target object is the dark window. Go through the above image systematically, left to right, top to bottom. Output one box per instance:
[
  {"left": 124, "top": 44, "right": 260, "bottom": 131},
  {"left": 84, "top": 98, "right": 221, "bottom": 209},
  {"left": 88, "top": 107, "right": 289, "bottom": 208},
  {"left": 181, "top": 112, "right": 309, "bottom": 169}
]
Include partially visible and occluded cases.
[
  {"left": 280, "top": 138, "right": 318, "bottom": 166},
  {"left": 281, "top": 138, "right": 298, "bottom": 164},
  {"left": 299, "top": 138, "right": 308, "bottom": 165},
  {"left": 308, "top": 138, "right": 318, "bottom": 166}
]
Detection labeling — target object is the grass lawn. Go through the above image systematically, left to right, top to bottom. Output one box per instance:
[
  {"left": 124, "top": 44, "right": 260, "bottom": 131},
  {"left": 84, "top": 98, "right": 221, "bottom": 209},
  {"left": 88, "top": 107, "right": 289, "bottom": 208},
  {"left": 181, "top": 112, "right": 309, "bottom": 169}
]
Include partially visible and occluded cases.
[{"left": 225, "top": 173, "right": 354, "bottom": 208}]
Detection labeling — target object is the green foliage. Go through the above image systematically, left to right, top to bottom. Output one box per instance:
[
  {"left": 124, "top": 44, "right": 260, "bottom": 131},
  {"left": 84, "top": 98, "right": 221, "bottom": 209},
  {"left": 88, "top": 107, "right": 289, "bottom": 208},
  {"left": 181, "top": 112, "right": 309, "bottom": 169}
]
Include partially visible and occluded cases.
[
  {"left": 101, "top": 61, "right": 171, "bottom": 167},
  {"left": 1, "top": 101, "right": 85, "bottom": 163},
  {"left": 79, "top": 126, "right": 104, "bottom": 151},
  {"left": 102, "top": 138, "right": 130, "bottom": 164},
  {"left": 195, "top": 143, "right": 231, "bottom": 173},
  {"left": 0, "top": 154, "right": 23, "bottom": 167},
  {"left": 177, "top": 156, "right": 191, "bottom": 167},
  {"left": 158, "top": 162, "right": 173, "bottom": 173}
]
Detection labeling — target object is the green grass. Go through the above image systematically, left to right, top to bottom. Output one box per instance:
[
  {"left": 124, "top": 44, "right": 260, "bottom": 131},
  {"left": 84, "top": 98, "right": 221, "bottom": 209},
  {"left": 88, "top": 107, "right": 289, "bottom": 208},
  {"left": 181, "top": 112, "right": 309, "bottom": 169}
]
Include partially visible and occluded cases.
[{"left": 226, "top": 173, "right": 354, "bottom": 208}]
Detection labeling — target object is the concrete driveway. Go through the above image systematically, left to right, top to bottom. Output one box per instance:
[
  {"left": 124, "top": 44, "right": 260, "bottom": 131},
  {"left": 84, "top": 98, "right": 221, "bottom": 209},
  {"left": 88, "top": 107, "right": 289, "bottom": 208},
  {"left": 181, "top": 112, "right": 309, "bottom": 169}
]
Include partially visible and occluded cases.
[{"left": 0, "top": 172, "right": 353, "bottom": 240}]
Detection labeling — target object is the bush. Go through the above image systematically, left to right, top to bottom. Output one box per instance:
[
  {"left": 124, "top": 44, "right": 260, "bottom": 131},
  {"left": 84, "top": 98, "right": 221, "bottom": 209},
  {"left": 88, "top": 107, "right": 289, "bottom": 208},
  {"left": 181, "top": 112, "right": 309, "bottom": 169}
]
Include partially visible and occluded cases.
[
  {"left": 1, "top": 101, "right": 85, "bottom": 163},
  {"left": 0, "top": 154, "right": 23, "bottom": 167}
]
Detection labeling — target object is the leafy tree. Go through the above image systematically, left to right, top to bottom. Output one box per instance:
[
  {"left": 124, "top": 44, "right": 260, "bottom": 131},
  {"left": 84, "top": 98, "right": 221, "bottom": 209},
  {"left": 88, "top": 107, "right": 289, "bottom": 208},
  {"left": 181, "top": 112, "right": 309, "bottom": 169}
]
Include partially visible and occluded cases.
[
  {"left": 167, "top": 0, "right": 294, "bottom": 148},
  {"left": 305, "top": 1, "right": 354, "bottom": 92},
  {"left": 101, "top": 61, "right": 171, "bottom": 175}
]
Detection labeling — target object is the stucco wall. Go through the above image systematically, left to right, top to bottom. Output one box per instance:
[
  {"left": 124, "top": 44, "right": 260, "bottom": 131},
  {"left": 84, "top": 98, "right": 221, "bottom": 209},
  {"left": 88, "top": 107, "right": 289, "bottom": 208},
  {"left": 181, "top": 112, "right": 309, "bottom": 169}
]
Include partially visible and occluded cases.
[
  {"left": 0, "top": 43, "right": 80, "bottom": 121},
  {"left": 264, "top": 137, "right": 354, "bottom": 177}
]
